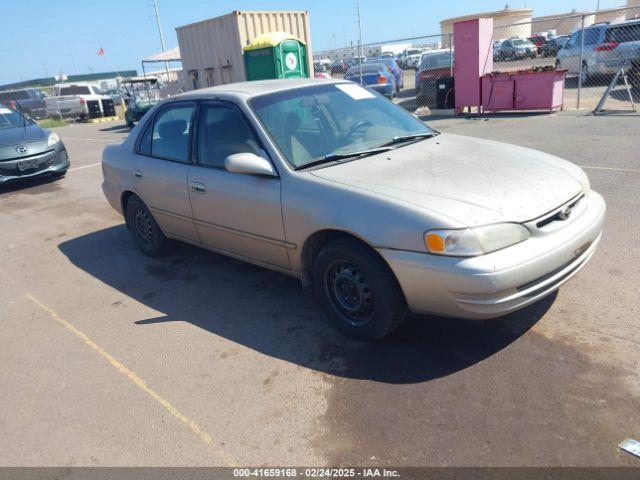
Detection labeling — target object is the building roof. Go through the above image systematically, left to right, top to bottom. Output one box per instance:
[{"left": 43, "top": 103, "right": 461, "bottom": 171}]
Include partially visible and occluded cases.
[
  {"left": 441, "top": 7, "right": 533, "bottom": 25},
  {"left": 142, "top": 47, "right": 181, "bottom": 63}
]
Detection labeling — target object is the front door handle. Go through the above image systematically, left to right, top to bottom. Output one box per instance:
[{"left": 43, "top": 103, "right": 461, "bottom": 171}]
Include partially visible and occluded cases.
[
  {"left": 133, "top": 169, "right": 143, "bottom": 178},
  {"left": 191, "top": 182, "right": 206, "bottom": 194}
]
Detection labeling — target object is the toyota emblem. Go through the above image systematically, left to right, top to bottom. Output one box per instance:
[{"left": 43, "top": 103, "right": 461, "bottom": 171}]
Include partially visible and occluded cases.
[
  {"left": 15, "top": 144, "right": 29, "bottom": 154},
  {"left": 557, "top": 206, "right": 572, "bottom": 221}
]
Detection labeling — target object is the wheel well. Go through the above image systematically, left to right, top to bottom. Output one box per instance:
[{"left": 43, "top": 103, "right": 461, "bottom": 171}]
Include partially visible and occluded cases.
[
  {"left": 121, "top": 191, "right": 136, "bottom": 228},
  {"left": 300, "top": 230, "right": 387, "bottom": 288}
]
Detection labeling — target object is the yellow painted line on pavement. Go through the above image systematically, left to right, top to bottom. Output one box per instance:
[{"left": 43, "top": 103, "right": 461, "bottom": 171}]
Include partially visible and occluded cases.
[
  {"left": 580, "top": 165, "right": 640, "bottom": 173},
  {"left": 26, "top": 293, "right": 239, "bottom": 466}
]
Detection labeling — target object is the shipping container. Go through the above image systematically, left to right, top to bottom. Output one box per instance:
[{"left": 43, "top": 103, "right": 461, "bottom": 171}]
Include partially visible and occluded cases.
[{"left": 176, "top": 10, "right": 314, "bottom": 90}]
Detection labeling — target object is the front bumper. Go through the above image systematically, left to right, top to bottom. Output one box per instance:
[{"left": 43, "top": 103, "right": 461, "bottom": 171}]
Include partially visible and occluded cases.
[
  {"left": 0, "top": 144, "right": 70, "bottom": 184},
  {"left": 378, "top": 191, "right": 606, "bottom": 319}
]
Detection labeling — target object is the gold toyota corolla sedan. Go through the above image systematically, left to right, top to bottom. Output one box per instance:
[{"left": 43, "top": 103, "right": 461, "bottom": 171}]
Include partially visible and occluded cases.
[{"left": 102, "top": 79, "right": 605, "bottom": 340}]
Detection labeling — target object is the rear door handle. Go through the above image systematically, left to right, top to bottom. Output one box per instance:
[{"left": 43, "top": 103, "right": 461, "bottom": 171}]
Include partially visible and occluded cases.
[
  {"left": 133, "top": 169, "right": 143, "bottom": 178},
  {"left": 191, "top": 181, "right": 206, "bottom": 194}
]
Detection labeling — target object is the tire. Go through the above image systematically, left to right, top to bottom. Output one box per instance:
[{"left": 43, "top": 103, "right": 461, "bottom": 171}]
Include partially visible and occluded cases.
[
  {"left": 580, "top": 62, "right": 590, "bottom": 86},
  {"left": 126, "top": 120, "right": 135, "bottom": 128},
  {"left": 125, "top": 195, "right": 170, "bottom": 257},
  {"left": 312, "top": 238, "right": 407, "bottom": 340}
]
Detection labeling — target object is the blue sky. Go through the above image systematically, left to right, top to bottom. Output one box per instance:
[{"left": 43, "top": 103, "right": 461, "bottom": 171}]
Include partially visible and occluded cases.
[{"left": 0, "top": 0, "right": 626, "bottom": 84}]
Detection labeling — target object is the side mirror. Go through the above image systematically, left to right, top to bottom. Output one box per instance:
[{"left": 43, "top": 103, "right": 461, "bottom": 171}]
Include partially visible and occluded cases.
[{"left": 225, "top": 152, "right": 277, "bottom": 177}]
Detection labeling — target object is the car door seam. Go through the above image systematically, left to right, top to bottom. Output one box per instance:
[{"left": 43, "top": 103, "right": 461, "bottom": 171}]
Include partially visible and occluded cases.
[{"left": 150, "top": 206, "right": 297, "bottom": 249}]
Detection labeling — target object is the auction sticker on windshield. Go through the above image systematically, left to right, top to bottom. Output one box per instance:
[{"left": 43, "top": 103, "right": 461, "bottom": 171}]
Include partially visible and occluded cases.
[
  {"left": 336, "top": 83, "right": 375, "bottom": 100},
  {"left": 0, "top": 108, "right": 13, "bottom": 114}
]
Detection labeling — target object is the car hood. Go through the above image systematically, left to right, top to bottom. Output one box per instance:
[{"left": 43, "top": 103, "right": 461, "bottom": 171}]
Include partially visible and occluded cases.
[
  {"left": 0, "top": 124, "right": 49, "bottom": 160},
  {"left": 0, "top": 124, "right": 47, "bottom": 146},
  {"left": 310, "top": 133, "right": 585, "bottom": 226}
]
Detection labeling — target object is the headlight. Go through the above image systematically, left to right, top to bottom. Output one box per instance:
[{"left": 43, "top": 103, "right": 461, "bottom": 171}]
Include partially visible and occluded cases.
[
  {"left": 47, "top": 132, "right": 60, "bottom": 147},
  {"left": 425, "top": 223, "right": 530, "bottom": 257}
]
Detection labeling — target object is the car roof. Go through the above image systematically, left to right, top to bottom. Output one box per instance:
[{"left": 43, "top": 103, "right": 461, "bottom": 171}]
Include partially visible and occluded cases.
[
  {"left": 421, "top": 49, "right": 452, "bottom": 57},
  {"left": 175, "top": 78, "right": 348, "bottom": 100}
]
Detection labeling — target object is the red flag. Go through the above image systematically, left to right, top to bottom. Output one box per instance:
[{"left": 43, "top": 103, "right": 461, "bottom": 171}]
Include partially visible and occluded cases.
[{"left": 97, "top": 47, "right": 105, "bottom": 56}]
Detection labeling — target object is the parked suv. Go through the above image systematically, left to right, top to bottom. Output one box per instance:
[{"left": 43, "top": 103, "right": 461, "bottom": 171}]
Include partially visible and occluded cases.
[
  {"left": 557, "top": 20, "right": 640, "bottom": 84},
  {"left": 0, "top": 89, "right": 47, "bottom": 119}
]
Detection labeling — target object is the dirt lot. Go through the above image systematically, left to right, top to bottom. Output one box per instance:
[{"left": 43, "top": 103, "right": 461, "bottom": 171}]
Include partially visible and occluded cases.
[{"left": 0, "top": 113, "right": 639, "bottom": 467}]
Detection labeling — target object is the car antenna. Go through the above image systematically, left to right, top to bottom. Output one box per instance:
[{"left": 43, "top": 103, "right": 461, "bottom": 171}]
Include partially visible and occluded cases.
[{"left": 17, "top": 101, "right": 27, "bottom": 135}]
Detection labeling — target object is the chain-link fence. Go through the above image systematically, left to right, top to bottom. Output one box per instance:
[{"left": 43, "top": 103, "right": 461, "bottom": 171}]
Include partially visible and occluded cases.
[{"left": 315, "top": 4, "right": 640, "bottom": 113}]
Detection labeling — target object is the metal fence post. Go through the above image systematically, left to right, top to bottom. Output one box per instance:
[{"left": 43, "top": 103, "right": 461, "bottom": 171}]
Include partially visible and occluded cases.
[
  {"left": 577, "top": 14, "right": 586, "bottom": 110},
  {"left": 449, "top": 32, "right": 453, "bottom": 76}
]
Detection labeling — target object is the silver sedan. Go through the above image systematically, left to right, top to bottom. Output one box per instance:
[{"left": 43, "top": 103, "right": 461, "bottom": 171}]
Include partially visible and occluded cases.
[{"left": 102, "top": 79, "right": 605, "bottom": 339}]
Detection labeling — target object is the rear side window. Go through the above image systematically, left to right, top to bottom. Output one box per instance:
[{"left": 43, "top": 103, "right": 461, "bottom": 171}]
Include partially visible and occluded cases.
[
  {"left": 606, "top": 23, "right": 640, "bottom": 43},
  {"left": 0, "top": 90, "right": 30, "bottom": 101},
  {"left": 150, "top": 104, "right": 195, "bottom": 162},
  {"left": 138, "top": 120, "right": 153, "bottom": 155}
]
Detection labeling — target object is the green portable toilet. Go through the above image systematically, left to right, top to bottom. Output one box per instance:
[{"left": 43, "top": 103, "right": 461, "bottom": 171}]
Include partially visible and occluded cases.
[{"left": 243, "top": 32, "right": 308, "bottom": 81}]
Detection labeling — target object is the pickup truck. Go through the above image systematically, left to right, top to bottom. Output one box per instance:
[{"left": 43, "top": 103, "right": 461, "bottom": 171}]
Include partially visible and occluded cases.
[
  {"left": 45, "top": 84, "right": 110, "bottom": 119},
  {"left": 0, "top": 88, "right": 47, "bottom": 119}
]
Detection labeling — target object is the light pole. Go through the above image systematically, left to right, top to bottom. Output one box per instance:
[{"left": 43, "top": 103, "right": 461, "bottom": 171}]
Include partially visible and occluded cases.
[
  {"left": 151, "top": 0, "right": 171, "bottom": 84},
  {"left": 356, "top": 0, "right": 363, "bottom": 85}
]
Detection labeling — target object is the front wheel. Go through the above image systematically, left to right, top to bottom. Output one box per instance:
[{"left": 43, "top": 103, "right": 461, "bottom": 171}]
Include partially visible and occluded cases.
[
  {"left": 125, "top": 196, "right": 170, "bottom": 257},
  {"left": 313, "top": 238, "right": 407, "bottom": 340}
]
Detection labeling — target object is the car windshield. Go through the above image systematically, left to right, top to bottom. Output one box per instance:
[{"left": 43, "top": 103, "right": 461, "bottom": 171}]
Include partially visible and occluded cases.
[
  {"left": 511, "top": 39, "right": 529, "bottom": 46},
  {"left": 407, "top": 49, "right": 421, "bottom": 56},
  {"left": 249, "top": 83, "right": 434, "bottom": 169},
  {"left": 0, "top": 106, "right": 31, "bottom": 129}
]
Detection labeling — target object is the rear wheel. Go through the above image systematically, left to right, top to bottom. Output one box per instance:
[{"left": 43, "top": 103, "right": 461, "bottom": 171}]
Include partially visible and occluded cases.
[
  {"left": 580, "top": 62, "right": 590, "bottom": 86},
  {"left": 125, "top": 196, "right": 170, "bottom": 257},
  {"left": 312, "top": 238, "right": 407, "bottom": 340}
]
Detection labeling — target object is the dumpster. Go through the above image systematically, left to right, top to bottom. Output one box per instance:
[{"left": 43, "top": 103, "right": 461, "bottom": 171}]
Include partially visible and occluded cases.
[{"left": 244, "top": 32, "right": 308, "bottom": 81}]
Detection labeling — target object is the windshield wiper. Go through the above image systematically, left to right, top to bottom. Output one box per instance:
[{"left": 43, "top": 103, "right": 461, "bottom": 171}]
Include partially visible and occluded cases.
[
  {"left": 378, "top": 132, "right": 438, "bottom": 148},
  {"left": 296, "top": 146, "right": 394, "bottom": 170}
]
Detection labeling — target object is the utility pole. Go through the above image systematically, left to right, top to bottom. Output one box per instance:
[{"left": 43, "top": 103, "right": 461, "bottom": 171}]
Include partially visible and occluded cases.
[
  {"left": 151, "top": 0, "right": 171, "bottom": 83},
  {"left": 356, "top": 0, "right": 363, "bottom": 85},
  {"left": 596, "top": 0, "right": 600, "bottom": 11},
  {"left": 67, "top": 39, "right": 79, "bottom": 75}
]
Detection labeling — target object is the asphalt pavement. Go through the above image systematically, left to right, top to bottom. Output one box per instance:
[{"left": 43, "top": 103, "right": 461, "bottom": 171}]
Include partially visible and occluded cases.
[{"left": 0, "top": 111, "right": 638, "bottom": 467}]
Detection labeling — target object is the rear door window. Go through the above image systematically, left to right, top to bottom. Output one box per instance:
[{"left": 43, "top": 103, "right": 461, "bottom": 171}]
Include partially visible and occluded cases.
[{"left": 149, "top": 103, "right": 196, "bottom": 162}]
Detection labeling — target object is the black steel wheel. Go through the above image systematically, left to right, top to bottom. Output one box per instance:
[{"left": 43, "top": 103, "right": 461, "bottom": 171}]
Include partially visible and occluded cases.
[
  {"left": 125, "top": 195, "right": 169, "bottom": 257},
  {"left": 313, "top": 238, "right": 407, "bottom": 340},
  {"left": 325, "top": 260, "right": 375, "bottom": 327}
]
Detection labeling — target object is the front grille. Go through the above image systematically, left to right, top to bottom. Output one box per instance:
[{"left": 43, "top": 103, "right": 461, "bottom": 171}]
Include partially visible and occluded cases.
[
  {"left": 1, "top": 148, "right": 55, "bottom": 163},
  {"left": 0, "top": 149, "right": 61, "bottom": 177},
  {"left": 536, "top": 194, "right": 585, "bottom": 229}
]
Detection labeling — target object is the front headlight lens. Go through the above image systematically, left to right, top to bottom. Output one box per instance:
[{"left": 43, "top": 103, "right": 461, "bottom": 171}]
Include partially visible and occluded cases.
[
  {"left": 47, "top": 132, "right": 60, "bottom": 147},
  {"left": 425, "top": 223, "right": 530, "bottom": 257}
]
